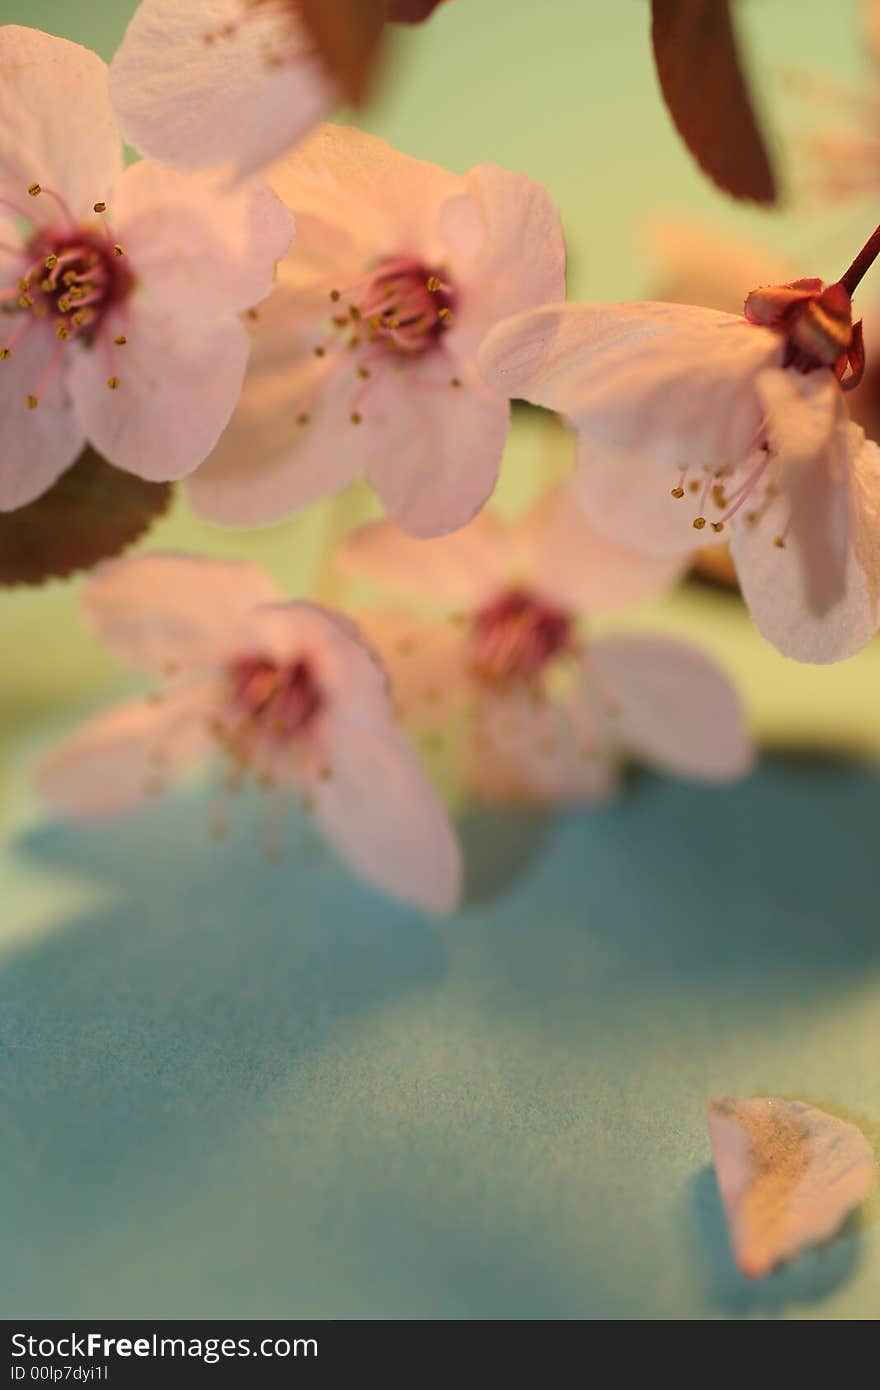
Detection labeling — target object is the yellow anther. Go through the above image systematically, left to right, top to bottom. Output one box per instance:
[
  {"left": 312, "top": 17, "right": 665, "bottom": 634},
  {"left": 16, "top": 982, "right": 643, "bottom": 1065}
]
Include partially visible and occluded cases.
[
  {"left": 27, "top": 183, "right": 41, "bottom": 197},
  {"left": 93, "top": 201, "right": 106, "bottom": 213},
  {"left": 113, "top": 244, "right": 125, "bottom": 257},
  {"left": 44, "top": 254, "right": 58, "bottom": 270},
  {"left": 426, "top": 275, "right": 441, "bottom": 293},
  {"left": 17, "top": 276, "right": 30, "bottom": 291},
  {"left": 330, "top": 289, "right": 341, "bottom": 302},
  {"left": 18, "top": 294, "right": 34, "bottom": 309},
  {"left": 57, "top": 295, "right": 71, "bottom": 313},
  {"left": 349, "top": 305, "right": 362, "bottom": 321},
  {"left": 438, "top": 307, "right": 453, "bottom": 322},
  {"left": 245, "top": 308, "right": 259, "bottom": 321},
  {"left": 71, "top": 310, "right": 87, "bottom": 326},
  {"left": 55, "top": 322, "right": 69, "bottom": 341},
  {"left": 114, "top": 334, "right": 127, "bottom": 346},
  {"left": 349, "top": 335, "right": 362, "bottom": 350},
  {"left": 313, "top": 345, "right": 326, "bottom": 357},
  {"left": 0, "top": 348, "right": 10, "bottom": 360},
  {"left": 357, "top": 365, "right": 370, "bottom": 379},
  {"left": 106, "top": 375, "right": 121, "bottom": 390},
  {"left": 450, "top": 377, "right": 462, "bottom": 388},
  {"left": 25, "top": 394, "right": 38, "bottom": 409},
  {"left": 350, "top": 411, "right": 362, "bottom": 425},
  {"left": 296, "top": 412, "right": 309, "bottom": 425},
  {"left": 688, "top": 479, "right": 700, "bottom": 493},
  {"left": 670, "top": 486, "right": 684, "bottom": 499},
  {"left": 745, "top": 511, "right": 757, "bottom": 524},
  {"left": 693, "top": 516, "right": 706, "bottom": 530},
  {"left": 710, "top": 521, "right": 724, "bottom": 533},
  {"left": 773, "top": 535, "right": 786, "bottom": 549},
  {"left": 318, "top": 765, "right": 332, "bottom": 782}
]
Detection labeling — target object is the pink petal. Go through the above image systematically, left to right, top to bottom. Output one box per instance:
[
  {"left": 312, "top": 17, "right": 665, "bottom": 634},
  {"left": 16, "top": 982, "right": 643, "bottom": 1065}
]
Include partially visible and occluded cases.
[
  {"left": 109, "top": 0, "right": 333, "bottom": 177},
  {"left": 0, "top": 26, "right": 122, "bottom": 222},
  {"left": 270, "top": 124, "right": 464, "bottom": 271},
  {"left": 111, "top": 160, "right": 293, "bottom": 319},
  {"left": 438, "top": 163, "right": 566, "bottom": 359},
  {"left": 186, "top": 296, "right": 367, "bottom": 525},
  {"left": 478, "top": 303, "right": 782, "bottom": 555},
  {"left": 68, "top": 307, "right": 249, "bottom": 483},
  {"left": 0, "top": 324, "right": 85, "bottom": 511},
  {"left": 366, "top": 358, "right": 510, "bottom": 537},
  {"left": 731, "top": 420, "right": 880, "bottom": 663},
  {"left": 572, "top": 432, "right": 724, "bottom": 558},
  {"left": 512, "top": 484, "right": 686, "bottom": 611},
  {"left": 341, "top": 514, "right": 510, "bottom": 607},
  {"left": 84, "top": 553, "right": 281, "bottom": 675},
  {"left": 239, "top": 599, "right": 462, "bottom": 913},
  {"left": 239, "top": 602, "right": 390, "bottom": 709},
  {"left": 355, "top": 610, "right": 470, "bottom": 731},
  {"left": 587, "top": 634, "right": 753, "bottom": 782},
  {"left": 34, "top": 682, "right": 220, "bottom": 819},
  {"left": 464, "top": 687, "right": 618, "bottom": 806},
  {"left": 312, "top": 718, "right": 462, "bottom": 914},
  {"left": 708, "top": 1097, "right": 876, "bottom": 1279}
]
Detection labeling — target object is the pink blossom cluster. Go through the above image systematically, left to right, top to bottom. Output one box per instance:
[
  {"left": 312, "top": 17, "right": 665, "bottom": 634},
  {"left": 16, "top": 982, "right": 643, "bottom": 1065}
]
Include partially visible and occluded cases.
[{"left": 6, "top": 4, "right": 880, "bottom": 914}]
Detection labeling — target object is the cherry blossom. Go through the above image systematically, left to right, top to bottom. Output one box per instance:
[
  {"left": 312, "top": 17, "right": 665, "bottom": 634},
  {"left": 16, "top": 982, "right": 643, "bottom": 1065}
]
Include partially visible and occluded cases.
[
  {"left": 110, "top": 0, "right": 334, "bottom": 181},
  {"left": 0, "top": 25, "right": 293, "bottom": 512},
  {"left": 187, "top": 123, "right": 566, "bottom": 538},
  {"left": 479, "top": 232, "right": 880, "bottom": 663},
  {"left": 341, "top": 488, "right": 751, "bottom": 804},
  {"left": 35, "top": 554, "right": 462, "bottom": 914},
  {"left": 708, "top": 1097, "right": 876, "bottom": 1279}
]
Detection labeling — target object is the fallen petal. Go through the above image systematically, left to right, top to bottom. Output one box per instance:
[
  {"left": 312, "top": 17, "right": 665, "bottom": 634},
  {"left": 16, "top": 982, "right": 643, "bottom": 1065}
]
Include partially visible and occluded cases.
[{"left": 707, "top": 1096, "right": 876, "bottom": 1278}]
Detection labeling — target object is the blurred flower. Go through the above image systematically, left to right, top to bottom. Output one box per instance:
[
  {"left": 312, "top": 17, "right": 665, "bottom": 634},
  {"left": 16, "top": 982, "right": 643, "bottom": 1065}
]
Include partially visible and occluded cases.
[
  {"left": 110, "top": 0, "right": 334, "bottom": 181},
  {"left": 791, "top": 0, "right": 880, "bottom": 202},
  {"left": 0, "top": 25, "right": 292, "bottom": 512},
  {"left": 188, "top": 124, "right": 566, "bottom": 538},
  {"left": 479, "top": 268, "right": 880, "bottom": 663},
  {"left": 341, "top": 488, "right": 752, "bottom": 804},
  {"left": 36, "top": 554, "right": 462, "bottom": 914}
]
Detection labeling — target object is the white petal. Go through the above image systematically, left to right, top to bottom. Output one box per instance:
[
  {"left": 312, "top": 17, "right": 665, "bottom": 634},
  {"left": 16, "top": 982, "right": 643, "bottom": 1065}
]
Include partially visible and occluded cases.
[{"left": 341, "top": 513, "right": 510, "bottom": 607}]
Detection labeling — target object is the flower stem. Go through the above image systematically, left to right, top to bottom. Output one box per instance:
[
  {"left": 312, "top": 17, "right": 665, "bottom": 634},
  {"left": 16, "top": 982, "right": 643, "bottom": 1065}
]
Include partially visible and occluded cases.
[{"left": 840, "top": 222, "right": 880, "bottom": 296}]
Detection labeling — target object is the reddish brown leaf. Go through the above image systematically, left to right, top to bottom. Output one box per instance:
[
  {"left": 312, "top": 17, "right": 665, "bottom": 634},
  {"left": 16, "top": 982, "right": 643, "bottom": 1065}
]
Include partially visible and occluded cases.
[
  {"left": 298, "top": 0, "right": 387, "bottom": 105},
  {"left": 386, "top": 0, "right": 448, "bottom": 21},
  {"left": 651, "top": 0, "right": 777, "bottom": 205},
  {"left": 0, "top": 447, "right": 172, "bottom": 588}
]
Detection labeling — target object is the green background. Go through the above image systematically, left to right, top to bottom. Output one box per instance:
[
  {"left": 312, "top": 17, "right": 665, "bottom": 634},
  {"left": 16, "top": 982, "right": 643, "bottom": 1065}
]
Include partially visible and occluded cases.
[{"left": 2, "top": 0, "right": 880, "bottom": 1318}]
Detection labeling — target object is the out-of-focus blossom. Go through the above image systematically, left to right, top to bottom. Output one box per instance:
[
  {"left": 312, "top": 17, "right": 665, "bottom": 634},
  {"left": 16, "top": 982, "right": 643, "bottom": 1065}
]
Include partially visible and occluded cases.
[
  {"left": 111, "top": 0, "right": 334, "bottom": 181},
  {"left": 792, "top": 0, "right": 880, "bottom": 202},
  {"left": 0, "top": 26, "right": 292, "bottom": 512},
  {"left": 188, "top": 124, "right": 566, "bottom": 538},
  {"left": 479, "top": 267, "right": 880, "bottom": 663},
  {"left": 341, "top": 488, "right": 752, "bottom": 804},
  {"left": 36, "top": 554, "right": 462, "bottom": 914},
  {"left": 708, "top": 1097, "right": 876, "bottom": 1279}
]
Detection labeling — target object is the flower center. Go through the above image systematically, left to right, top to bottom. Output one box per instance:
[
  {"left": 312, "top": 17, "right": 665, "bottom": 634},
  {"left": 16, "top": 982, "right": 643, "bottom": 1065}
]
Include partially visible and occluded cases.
[
  {"left": 13, "top": 227, "right": 133, "bottom": 345},
  {"left": 348, "top": 257, "right": 455, "bottom": 356},
  {"left": 744, "top": 278, "right": 863, "bottom": 386},
  {"left": 469, "top": 588, "right": 574, "bottom": 685},
  {"left": 227, "top": 654, "right": 323, "bottom": 745}
]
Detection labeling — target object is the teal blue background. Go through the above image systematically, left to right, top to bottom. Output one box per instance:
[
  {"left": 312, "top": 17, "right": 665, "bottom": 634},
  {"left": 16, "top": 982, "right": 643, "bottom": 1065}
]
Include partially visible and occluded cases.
[{"left": 2, "top": 0, "right": 880, "bottom": 1319}]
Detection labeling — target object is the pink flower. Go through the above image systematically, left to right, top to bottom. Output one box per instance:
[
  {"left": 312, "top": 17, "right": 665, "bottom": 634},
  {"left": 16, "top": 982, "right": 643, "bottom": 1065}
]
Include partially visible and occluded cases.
[
  {"left": 109, "top": 0, "right": 334, "bottom": 181},
  {"left": 0, "top": 26, "right": 293, "bottom": 511},
  {"left": 187, "top": 124, "right": 566, "bottom": 538},
  {"left": 478, "top": 268, "right": 880, "bottom": 664},
  {"left": 341, "top": 488, "right": 752, "bottom": 804},
  {"left": 35, "top": 553, "right": 462, "bottom": 914}
]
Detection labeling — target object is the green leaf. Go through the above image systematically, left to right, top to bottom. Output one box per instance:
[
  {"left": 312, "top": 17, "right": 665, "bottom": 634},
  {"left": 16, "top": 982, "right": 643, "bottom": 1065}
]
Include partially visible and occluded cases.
[
  {"left": 651, "top": 0, "right": 777, "bottom": 205},
  {"left": 0, "top": 446, "right": 172, "bottom": 588}
]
